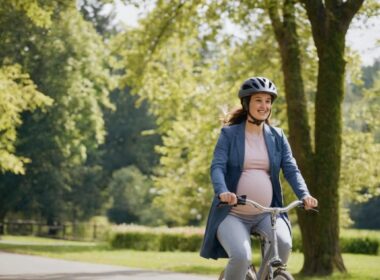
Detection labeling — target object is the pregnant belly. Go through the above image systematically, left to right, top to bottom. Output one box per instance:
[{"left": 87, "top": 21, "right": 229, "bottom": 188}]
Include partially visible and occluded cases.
[{"left": 231, "top": 169, "right": 273, "bottom": 215}]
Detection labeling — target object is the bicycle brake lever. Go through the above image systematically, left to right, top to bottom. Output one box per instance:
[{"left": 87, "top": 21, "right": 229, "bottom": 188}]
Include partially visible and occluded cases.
[
  {"left": 217, "top": 195, "right": 247, "bottom": 208},
  {"left": 236, "top": 195, "right": 247, "bottom": 205},
  {"left": 216, "top": 201, "right": 229, "bottom": 208},
  {"left": 299, "top": 203, "right": 319, "bottom": 213},
  {"left": 308, "top": 207, "right": 319, "bottom": 213}
]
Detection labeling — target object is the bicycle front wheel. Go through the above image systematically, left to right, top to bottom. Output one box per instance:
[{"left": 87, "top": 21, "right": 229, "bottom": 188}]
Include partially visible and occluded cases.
[
  {"left": 218, "top": 269, "right": 225, "bottom": 280},
  {"left": 273, "top": 269, "right": 294, "bottom": 280}
]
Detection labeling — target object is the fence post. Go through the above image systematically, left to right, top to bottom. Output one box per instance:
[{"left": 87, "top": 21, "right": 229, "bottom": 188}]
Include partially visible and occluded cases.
[
  {"left": 37, "top": 222, "right": 42, "bottom": 236},
  {"left": 62, "top": 224, "right": 66, "bottom": 239},
  {"left": 93, "top": 224, "right": 97, "bottom": 240}
]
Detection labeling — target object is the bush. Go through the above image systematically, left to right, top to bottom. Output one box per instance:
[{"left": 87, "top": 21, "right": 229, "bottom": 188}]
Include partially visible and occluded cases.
[
  {"left": 109, "top": 226, "right": 379, "bottom": 255},
  {"left": 110, "top": 231, "right": 203, "bottom": 252},
  {"left": 291, "top": 231, "right": 303, "bottom": 252},
  {"left": 111, "top": 232, "right": 160, "bottom": 251},
  {"left": 159, "top": 233, "right": 202, "bottom": 252},
  {"left": 288, "top": 233, "right": 378, "bottom": 255},
  {"left": 340, "top": 237, "right": 379, "bottom": 255}
]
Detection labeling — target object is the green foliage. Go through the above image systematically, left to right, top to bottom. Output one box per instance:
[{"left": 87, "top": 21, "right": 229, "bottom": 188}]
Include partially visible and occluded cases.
[
  {"left": 6, "top": 0, "right": 55, "bottom": 28},
  {"left": 79, "top": 0, "right": 117, "bottom": 37},
  {"left": 114, "top": 1, "right": 296, "bottom": 225},
  {"left": 0, "top": 2, "right": 114, "bottom": 223},
  {"left": 16, "top": 8, "right": 113, "bottom": 222},
  {"left": 0, "top": 64, "right": 53, "bottom": 174},
  {"left": 341, "top": 71, "right": 380, "bottom": 216},
  {"left": 102, "top": 89, "right": 161, "bottom": 175},
  {"left": 340, "top": 130, "right": 380, "bottom": 200},
  {"left": 65, "top": 165, "right": 109, "bottom": 221},
  {"left": 107, "top": 165, "right": 164, "bottom": 225},
  {"left": 350, "top": 196, "right": 380, "bottom": 229},
  {"left": 109, "top": 226, "right": 379, "bottom": 255},
  {"left": 110, "top": 231, "right": 202, "bottom": 252},
  {"left": 111, "top": 232, "right": 161, "bottom": 251},
  {"left": 159, "top": 233, "right": 202, "bottom": 251},
  {"left": 340, "top": 237, "right": 379, "bottom": 255}
]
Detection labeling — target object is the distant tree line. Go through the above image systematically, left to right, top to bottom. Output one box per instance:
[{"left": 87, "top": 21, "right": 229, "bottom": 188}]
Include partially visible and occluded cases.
[{"left": 0, "top": 0, "right": 161, "bottom": 226}]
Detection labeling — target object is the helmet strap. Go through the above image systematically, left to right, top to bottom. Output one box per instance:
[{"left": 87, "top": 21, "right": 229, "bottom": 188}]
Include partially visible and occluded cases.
[
  {"left": 242, "top": 97, "right": 266, "bottom": 126},
  {"left": 247, "top": 111, "right": 264, "bottom": 126}
]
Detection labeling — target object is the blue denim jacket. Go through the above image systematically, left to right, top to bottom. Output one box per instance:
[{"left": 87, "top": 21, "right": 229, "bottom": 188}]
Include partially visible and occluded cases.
[{"left": 200, "top": 122, "right": 310, "bottom": 259}]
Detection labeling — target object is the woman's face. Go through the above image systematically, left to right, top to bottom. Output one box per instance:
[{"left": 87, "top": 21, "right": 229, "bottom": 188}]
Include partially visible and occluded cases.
[{"left": 248, "top": 93, "right": 272, "bottom": 121}]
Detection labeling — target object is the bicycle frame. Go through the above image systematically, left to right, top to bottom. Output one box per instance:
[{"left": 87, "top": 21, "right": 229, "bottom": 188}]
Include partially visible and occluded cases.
[
  {"left": 217, "top": 196, "right": 304, "bottom": 280},
  {"left": 242, "top": 198, "right": 303, "bottom": 280}
]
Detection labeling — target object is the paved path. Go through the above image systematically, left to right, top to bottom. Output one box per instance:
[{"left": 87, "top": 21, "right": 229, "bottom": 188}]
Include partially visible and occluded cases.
[{"left": 0, "top": 252, "right": 215, "bottom": 280}]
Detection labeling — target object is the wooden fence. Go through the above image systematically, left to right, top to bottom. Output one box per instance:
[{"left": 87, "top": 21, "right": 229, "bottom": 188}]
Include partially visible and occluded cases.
[{"left": 0, "top": 220, "right": 108, "bottom": 241}]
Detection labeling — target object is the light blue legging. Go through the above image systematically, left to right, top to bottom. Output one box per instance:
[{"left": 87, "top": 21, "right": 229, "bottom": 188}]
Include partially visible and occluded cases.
[{"left": 217, "top": 213, "right": 292, "bottom": 280}]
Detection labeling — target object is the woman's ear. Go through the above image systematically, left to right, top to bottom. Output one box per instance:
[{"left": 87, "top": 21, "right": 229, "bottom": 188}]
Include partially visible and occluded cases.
[{"left": 241, "top": 96, "right": 250, "bottom": 111}]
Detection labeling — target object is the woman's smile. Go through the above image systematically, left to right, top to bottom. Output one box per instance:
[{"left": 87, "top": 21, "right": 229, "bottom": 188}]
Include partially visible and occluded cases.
[{"left": 249, "top": 93, "right": 272, "bottom": 121}]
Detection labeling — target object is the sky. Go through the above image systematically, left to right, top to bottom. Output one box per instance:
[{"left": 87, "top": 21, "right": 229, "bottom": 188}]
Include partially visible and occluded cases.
[{"left": 107, "top": 1, "right": 380, "bottom": 67}]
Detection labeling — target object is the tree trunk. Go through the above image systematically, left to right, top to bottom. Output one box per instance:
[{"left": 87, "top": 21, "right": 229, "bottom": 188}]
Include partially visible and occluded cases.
[
  {"left": 267, "top": 0, "right": 314, "bottom": 178},
  {"left": 267, "top": 0, "right": 320, "bottom": 273},
  {"left": 269, "top": 0, "right": 364, "bottom": 275},
  {"left": 298, "top": 0, "right": 364, "bottom": 275},
  {"left": 301, "top": 28, "right": 347, "bottom": 274}
]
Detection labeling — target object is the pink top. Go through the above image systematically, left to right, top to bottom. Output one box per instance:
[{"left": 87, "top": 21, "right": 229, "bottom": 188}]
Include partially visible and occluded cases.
[{"left": 230, "top": 131, "right": 273, "bottom": 216}]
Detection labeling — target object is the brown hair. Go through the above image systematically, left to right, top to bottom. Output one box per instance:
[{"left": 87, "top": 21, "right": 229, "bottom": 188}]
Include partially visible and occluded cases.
[
  {"left": 224, "top": 94, "right": 273, "bottom": 126},
  {"left": 223, "top": 107, "right": 247, "bottom": 126}
]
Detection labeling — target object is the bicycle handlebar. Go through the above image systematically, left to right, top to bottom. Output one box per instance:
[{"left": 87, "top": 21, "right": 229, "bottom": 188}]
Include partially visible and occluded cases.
[{"left": 217, "top": 195, "right": 318, "bottom": 213}]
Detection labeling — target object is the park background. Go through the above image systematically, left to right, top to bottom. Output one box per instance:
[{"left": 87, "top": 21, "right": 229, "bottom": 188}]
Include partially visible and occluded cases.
[{"left": 0, "top": 0, "right": 379, "bottom": 279}]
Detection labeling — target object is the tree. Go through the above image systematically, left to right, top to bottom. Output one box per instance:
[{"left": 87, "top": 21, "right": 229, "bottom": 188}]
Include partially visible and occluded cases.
[
  {"left": 0, "top": 0, "right": 57, "bottom": 174},
  {"left": 79, "top": 0, "right": 117, "bottom": 38},
  {"left": 79, "top": 0, "right": 161, "bottom": 176},
  {"left": 113, "top": 0, "right": 288, "bottom": 225},
  {"left": 115, "top": 0, "right": 372, "bottom": 274},
  {"left": 237, "top": 0, "right": 371, "bottom": 274},
  {"left": 295, "top": 0, "right": 365, "bottom": 274},
  {"left": 0, "top": 2, "right": 113, "bottom": 223},
  {"left": 0, "top": 64, "right": 52, "bottom": 174},
  {"left": 342, "top": 69, "right": 380, "bottom": 229},
  {"left": 102, "top": 88, "right": 161, "bottom": 175},
  {"left": 107, "top": 165, "right": 164, "bottom": 225},
  {"left": 350, "top": 196, "right": 380, "bottom": 229}
]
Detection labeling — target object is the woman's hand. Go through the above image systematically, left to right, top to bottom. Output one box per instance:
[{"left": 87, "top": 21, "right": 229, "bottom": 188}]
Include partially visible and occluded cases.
[
  {"left": 219, "top": 192, "right": 237, "bottom": 205},
  {"left": 303, "top": 195, "right": 318, "bottom": 210}
]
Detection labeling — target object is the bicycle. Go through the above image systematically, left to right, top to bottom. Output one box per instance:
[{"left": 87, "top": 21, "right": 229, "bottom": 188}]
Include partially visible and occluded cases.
[{"left": 217, "top": 195, "right": 317, "bottom": 280}]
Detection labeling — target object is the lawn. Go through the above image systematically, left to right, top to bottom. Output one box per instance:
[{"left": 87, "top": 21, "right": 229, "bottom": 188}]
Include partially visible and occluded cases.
[{"left": 0, "top": 235, "right": 379, "bottom": 279}]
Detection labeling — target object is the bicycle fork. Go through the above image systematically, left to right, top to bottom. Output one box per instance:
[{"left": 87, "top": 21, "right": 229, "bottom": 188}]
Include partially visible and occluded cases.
[{"left": 258, "top": 212, "right": 284, "bottom": 280}]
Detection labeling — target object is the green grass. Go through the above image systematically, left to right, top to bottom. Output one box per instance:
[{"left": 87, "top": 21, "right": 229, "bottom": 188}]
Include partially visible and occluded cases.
[
  {"left": 341, "top": 229, "right": 380, "bottom": 242},
  {"left": 0, "top": 235, "right": 96, "bottom": 245},
  {"left": 1, "top": 235, "right": 379, "bottom": 279}
]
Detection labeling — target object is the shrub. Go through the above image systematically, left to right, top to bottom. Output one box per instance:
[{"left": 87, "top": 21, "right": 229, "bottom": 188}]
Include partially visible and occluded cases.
[
  {"left": 109, "top": 225, "right": 379, "bottom": 255},
  {"left": 110, "top": 231, "right": 203, "bottom": 252},
  {"left": 111, "top": 232, "right": 160, "bottom": 251},
  {"left": 159, "top": 233, "right": 202, "bottom": 252},
  {"left": 289, "top": 234, "right": 378, "bottom": 255},
  {"left": 340, "top": 237, "right": 379, "bottom": 255}
]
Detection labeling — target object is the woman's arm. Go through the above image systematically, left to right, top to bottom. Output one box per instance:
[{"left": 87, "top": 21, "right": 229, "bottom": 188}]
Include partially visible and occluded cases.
[{"left": 210, "top": 128, "right": 231, "bottom": 198}]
